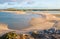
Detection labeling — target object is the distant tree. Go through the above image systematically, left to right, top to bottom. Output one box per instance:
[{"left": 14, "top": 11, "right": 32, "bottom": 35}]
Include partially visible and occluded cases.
[{"left": 7, "top": 8, "right": 17, "bottom": 11}]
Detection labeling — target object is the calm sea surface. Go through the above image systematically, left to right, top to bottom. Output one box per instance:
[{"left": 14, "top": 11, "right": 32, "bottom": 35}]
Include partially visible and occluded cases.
[{"left": 0, "top": 11, "right": 60, "bottom": 30}]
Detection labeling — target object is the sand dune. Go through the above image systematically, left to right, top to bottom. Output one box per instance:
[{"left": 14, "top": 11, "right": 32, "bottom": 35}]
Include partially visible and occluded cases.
[
  {"left": 0, "top": 23, "right": 8, "bottom": 30},
  {"left": 0, "top": 23, "right": 16, "bottom": 36},
  {"left": 0, "top": 24, "right": 10, "bottom": 36}
]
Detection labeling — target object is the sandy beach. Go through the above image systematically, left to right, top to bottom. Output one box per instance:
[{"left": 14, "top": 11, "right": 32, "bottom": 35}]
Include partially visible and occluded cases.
[{"left": 1, "top": 11, "right": 26, "bottom": 14}]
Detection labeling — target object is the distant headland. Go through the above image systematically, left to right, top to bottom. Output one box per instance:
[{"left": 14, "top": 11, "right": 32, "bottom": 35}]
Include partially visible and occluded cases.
[{"left": 0, "top": 8, "right": 60, "bottom": 11}]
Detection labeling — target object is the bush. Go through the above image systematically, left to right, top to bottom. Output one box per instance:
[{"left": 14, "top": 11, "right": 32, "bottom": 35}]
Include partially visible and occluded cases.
[{"left": 0, "top": 31, "right": 19, "bottom": 39}]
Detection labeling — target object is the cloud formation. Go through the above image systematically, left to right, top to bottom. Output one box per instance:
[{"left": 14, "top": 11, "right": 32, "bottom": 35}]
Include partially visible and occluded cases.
[{"left": 0, "top": 0, "right": 60, "bottom": 9}]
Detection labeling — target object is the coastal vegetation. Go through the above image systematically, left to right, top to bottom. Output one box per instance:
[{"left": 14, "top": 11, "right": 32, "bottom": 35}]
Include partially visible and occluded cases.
[
  {"left": 0, "top": 8, "right": 60, "bottom": 11},
  {"left": 0, "top": 31, "right": 20, "bottom": 39}
]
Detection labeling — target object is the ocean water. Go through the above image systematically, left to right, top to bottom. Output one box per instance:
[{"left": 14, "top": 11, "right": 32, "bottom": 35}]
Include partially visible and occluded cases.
[{"left": 0, "top": 12, "right": 40, "bottom": 30}]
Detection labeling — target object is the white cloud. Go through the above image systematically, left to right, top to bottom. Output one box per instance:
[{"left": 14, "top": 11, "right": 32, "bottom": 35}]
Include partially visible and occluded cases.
[{"left": 0, "top": 0, "right": 60, "bottom": 9}]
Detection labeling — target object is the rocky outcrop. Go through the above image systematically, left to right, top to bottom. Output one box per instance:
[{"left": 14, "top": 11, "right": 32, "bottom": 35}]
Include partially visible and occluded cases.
[{"left": 30, "top": 28, "right": 60, "bottom": 39}]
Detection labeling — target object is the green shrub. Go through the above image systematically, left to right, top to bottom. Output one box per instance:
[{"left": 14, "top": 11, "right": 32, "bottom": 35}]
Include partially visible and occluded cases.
[{"left": 0, "top": 31, "right": 18, "bottom": 39}]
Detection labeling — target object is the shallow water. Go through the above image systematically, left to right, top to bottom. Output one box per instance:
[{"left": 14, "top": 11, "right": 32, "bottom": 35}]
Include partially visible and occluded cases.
[
  {"left": 0, "top": 11, "right": 60, "bottom": 30},
  {"left": 0, "top": 12, "right": 40, "bottom": 30}
]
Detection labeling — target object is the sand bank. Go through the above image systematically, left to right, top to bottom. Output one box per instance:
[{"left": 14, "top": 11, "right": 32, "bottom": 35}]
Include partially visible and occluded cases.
[{"left": 1, "top": 11, "right": 26, "bottom": 14}]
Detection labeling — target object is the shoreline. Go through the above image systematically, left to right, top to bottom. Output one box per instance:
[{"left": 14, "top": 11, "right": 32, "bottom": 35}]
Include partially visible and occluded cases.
[{"left": 0, "top": 11, "right": 26, "bottom": 14}]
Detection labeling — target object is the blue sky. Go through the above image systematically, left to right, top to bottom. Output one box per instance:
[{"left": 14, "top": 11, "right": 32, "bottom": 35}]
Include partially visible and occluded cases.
[{"left": 0, "top": 0, "right": 60, "bottom": 9}]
